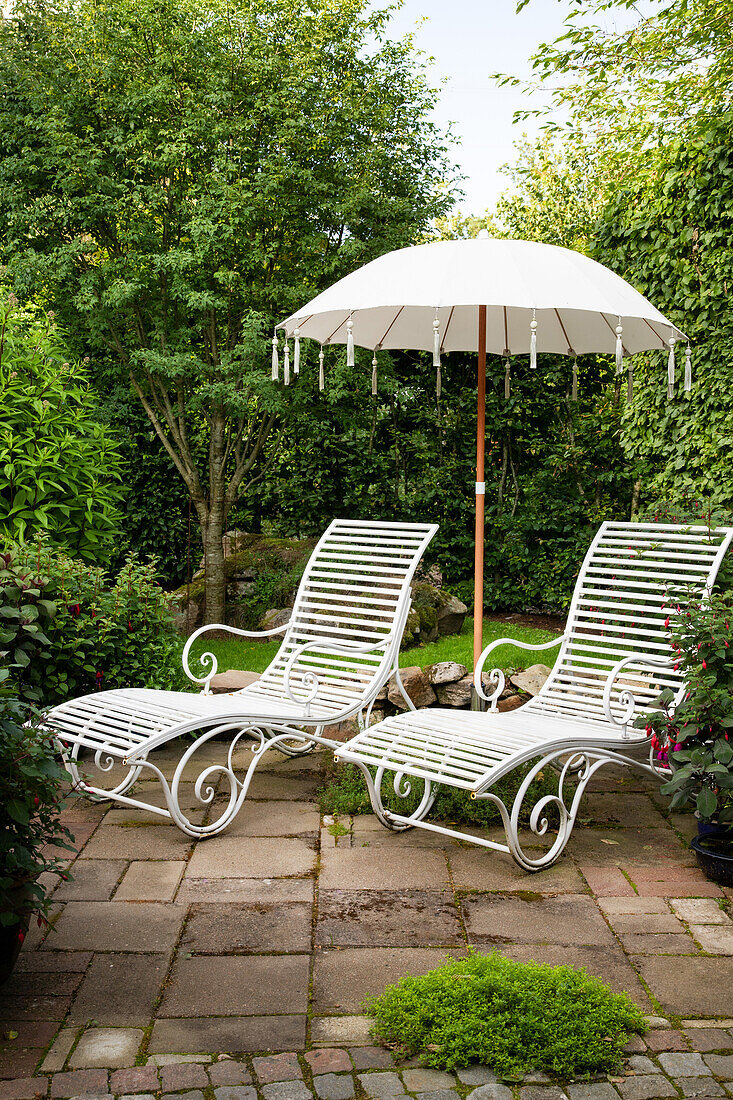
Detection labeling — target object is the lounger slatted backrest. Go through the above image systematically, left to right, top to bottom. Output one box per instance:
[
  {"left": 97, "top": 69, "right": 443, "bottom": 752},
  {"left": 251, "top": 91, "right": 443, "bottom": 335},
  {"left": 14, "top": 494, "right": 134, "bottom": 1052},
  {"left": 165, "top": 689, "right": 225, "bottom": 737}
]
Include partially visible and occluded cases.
[
  {"left": 243, "top": 519, "right": 438, "bottom": 718},
  {"left": 527, "top": 521, "right": 733, "bottom": 728}
]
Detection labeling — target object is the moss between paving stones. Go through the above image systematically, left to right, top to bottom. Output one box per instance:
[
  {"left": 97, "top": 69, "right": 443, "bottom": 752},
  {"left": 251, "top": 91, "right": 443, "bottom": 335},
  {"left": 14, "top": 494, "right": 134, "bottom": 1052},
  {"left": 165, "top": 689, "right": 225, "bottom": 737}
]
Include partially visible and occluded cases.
[{"left": 365, "top": 952, "right": 647, "bottom": 1078}]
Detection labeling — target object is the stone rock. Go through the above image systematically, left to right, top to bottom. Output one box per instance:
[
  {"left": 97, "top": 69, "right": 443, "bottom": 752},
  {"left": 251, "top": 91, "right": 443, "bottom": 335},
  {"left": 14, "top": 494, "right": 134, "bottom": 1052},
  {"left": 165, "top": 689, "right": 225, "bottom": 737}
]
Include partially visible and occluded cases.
[
  {"left": 227, "top": 580, "right": 256, "bottom": 598},
  {"left": 435, "top": 595, "right": 467, "bottom": 636},
  {"left": 259, "top": 608, "right": 292, "bottom": 632},
  {"left": 425, "top": 661, "right": 468, "bottom": 686},
  {"left": 509, "top": 663, "right": 551, "bottom": 696},
  {"left": 387, "top": 667, "right": 436, "bottom": 710},
  {"left": 209, "top": 670, "right": 260, "bottom": 695},
  {"left": 435, "top": 674, "right": 493, "bottom": 707},
  {"left": 496, "top": 693, "right": 525, "bottom": 713}
]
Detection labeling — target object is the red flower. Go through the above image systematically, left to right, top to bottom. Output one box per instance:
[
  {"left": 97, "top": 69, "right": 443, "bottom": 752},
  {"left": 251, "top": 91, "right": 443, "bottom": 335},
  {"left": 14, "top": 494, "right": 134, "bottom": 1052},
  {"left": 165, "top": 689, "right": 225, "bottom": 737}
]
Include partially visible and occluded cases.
[
  {"left": 702, "top": 659, "right": 707, "bottom": 669},
  {"left": 17, "top": 931, "right": 24, "bottom": 945}
]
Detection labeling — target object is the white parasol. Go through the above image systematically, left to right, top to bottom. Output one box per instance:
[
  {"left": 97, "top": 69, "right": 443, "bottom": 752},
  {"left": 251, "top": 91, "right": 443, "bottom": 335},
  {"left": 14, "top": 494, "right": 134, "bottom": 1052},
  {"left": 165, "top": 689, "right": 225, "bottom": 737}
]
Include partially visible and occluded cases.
[{"left": 276, "top": 236, "right": 690, "bottom": 675}]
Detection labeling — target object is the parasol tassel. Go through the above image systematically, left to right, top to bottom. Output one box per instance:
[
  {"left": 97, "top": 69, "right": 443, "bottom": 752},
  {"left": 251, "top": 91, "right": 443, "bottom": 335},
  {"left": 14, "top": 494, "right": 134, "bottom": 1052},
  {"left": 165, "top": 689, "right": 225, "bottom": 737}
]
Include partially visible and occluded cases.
[
  {"left": 433, "top": 315, "right": 441, "bottom": 396},
  {"left": 530, "top": 315, "right": 537, "bottom": 369},
  {"left": 346, "top": 318, "right": 355, "bottom": 367},
  {"left": 615, "top": 323, "right": 624, "bottom": 375},
  {"left": 293, "top": 328, "right": 300, "bottom": 376},
  {"left": 271, "top": 334, "right": 279, "bottom": 382},
  {"left": 667, "top": 336, "right": 676, "bottom": 399},
  {"left": 284, "top": 341, "right": 290, "bottom": 386},
  {"left": 685, "top": 344, "right": 692, "bottom": 391},
  {"left": 318, "top": 347, "right": 325, "bottom": 392},
  {"left": 372, "top": 351, "right": 378, "bottom": 396},
  {"left": 504, "top": 357, "right": 511, "bottom": 399},
  {"left": 572, "top": 357, "right": 578, "bottom": 402}
]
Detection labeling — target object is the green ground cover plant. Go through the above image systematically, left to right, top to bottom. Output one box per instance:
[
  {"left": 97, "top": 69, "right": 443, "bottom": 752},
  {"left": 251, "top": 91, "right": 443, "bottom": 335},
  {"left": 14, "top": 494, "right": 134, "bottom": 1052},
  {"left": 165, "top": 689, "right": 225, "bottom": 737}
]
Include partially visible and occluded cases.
[{"left": 366, "top": 951, "right": 646, "bottom": 1077}]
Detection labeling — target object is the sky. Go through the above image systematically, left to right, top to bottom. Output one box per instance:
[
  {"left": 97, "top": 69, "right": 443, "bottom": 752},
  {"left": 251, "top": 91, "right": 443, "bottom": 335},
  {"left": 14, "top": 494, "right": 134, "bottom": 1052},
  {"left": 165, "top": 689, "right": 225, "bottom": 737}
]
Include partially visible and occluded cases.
[{"left": 382, "top": 0, "right": 574, "bottom": 215}]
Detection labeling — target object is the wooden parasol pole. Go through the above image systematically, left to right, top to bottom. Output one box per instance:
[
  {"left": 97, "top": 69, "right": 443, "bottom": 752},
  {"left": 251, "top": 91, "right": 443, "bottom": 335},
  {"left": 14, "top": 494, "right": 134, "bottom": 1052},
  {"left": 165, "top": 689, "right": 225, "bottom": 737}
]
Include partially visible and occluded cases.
[{"left": 473, "top": 304, "right": 487, "bottom": 677}]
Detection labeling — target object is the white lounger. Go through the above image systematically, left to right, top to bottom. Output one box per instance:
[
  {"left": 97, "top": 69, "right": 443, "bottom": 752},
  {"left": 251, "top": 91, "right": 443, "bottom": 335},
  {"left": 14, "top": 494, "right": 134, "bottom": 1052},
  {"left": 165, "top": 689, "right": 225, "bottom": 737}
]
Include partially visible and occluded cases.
[
  {"left": 43, "top": 519, "right": 437, "bottom": 836},
  {"left": 336, "top": 521, "right": 733, "bottom": 870}
]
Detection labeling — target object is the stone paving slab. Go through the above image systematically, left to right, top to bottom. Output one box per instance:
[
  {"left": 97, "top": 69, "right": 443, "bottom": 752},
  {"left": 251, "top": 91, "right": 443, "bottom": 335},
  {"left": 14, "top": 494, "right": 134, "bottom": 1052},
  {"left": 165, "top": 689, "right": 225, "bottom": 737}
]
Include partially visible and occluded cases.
[
  {"left": 226, "top": 801, "right": 321, "bottom": 837},
  {"left": 78, "top": 827, "right": 192, "bottom": 862},
  {"left": 185, "top": 836, "right": 316, "bottom": 879},
  {"left": 318, "top": 848, "right": 449, "bottom": 891},
  {"left": 176, "top": 878, "right": 315, "bottom": 904},
  {"left": 316, "top": 891, "right": 462, "bottom": 948},
  {"left": 462, "top": 893, "right": 616, "bottom": 947},
  {"left": 51, "top": 902, "right": 186, "bottom": 953},
  {"left": 181, "top": 903, "right": 312, "bottom": 953},
  {"left": 68, "top": 953, "right": 171, "bottom": 1026},
  {"left": 159, "top": 955, "right": 310, "bottom": 1016},
  {"left": 148, "top": 1016, "right": 307, "bottom": 1053}
]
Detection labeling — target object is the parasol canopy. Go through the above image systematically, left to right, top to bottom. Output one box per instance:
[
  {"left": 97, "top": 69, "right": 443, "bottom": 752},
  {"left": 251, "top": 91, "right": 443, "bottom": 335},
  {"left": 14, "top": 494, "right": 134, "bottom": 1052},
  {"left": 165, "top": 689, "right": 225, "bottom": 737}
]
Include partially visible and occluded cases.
[
  {"left": 274, "top": 236, "right": 690, "bottom": 682},
  {"left": 277, "top": 237, "right": 687, "bottom": 356}
]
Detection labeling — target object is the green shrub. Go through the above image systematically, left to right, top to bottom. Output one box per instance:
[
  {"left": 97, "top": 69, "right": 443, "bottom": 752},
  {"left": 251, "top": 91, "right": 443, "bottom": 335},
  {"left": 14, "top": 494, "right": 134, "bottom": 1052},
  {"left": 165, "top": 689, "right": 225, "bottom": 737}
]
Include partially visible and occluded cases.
[
  {"left": 0, "top": 288, "right": 122, "bottom": 562},
  {"left": 2, "top": 540, "right": 185, "bottom": 706},
  {"left": 0, "top": 696, "right": 75, "bottom": 930},
  {"left": 318, "top": 759, "right": 562, "bottom": 831},
  {"left": 366, "top": 951, "right": 646, "bottom": 1077}
]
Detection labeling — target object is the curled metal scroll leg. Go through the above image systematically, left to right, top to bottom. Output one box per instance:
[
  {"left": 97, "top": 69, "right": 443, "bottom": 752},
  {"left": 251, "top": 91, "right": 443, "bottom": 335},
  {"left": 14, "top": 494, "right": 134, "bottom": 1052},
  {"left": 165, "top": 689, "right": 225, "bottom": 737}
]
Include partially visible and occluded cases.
[
  {"left": 60, "top": 740, "right": 144, "bottom": 801},
  {"left": 477, "top": 750, "right": 608, "bottom": 871},
  {"left": 353, "top": 762, "right": 436, "bottom": 832}
]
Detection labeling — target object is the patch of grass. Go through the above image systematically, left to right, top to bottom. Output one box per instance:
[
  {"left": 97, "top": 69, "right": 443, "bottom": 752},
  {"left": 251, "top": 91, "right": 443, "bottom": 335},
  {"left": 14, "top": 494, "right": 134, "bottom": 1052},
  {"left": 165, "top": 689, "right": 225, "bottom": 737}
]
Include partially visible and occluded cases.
[
  {"left": 183, "top": 616, "right": 560, "bottom": 679},
  {"left": 318, "top": 759, "right": 562, "bottom": 830},
  {"left": 365, "top": 951, "right": 646, "bottom": 1078}
]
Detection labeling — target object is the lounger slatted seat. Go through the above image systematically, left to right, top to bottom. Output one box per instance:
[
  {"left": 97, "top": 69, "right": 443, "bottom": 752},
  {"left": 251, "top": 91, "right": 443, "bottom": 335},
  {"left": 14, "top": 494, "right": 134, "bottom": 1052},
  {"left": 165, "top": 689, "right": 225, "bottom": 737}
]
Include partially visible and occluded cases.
[
  {"left": 43, "top": 519, "right": 437, "bottom": 837},
  {"left": 335, "top": 521, "right": 733, "bottom": 870}
]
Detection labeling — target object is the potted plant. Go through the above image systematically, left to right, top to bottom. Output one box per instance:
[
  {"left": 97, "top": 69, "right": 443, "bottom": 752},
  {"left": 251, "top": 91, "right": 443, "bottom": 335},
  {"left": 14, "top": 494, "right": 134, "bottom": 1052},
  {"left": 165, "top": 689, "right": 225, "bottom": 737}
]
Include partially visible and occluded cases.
[
  {"left": 642, "top": 590, "right": 733, "bottom": 885},
  {"left": 0, "top": 695, "right": 75, "bottom": 983}
]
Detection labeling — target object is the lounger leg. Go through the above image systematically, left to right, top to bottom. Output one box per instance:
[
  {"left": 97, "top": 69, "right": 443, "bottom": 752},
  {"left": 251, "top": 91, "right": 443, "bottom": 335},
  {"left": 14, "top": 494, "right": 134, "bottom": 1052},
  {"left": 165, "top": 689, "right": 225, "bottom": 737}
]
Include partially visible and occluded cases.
[
  {"left": 133, "top": 723, "right": 337, "bottom": 838},
  {"left": 59, "top": 740, "right": 146, "bottom": 802},
  {"left": 477, "top": 750, "right": 609, "bottom": 871},
  {"left": 352, "top": 762, "right": 436, "bottom": 832}
]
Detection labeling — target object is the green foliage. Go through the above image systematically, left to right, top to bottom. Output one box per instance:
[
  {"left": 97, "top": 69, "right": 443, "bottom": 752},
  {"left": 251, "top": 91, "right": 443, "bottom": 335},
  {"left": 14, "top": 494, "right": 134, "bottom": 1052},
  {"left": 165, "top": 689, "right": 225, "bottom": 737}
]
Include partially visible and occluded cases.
[
  {"left": 501, "top": 0, "right": 733, "bottom": 168},
  {"left": 595, "top": 113, "right": 733, "bottom": 515},
  {"left": 0, "top": 289, "right": 122, "bottom": 562},
  {"left": 3, "top": 540, "right": 185, "bottom": 707},
  {"left": 642, "top": 590, "right": 733, "bottom": 823},
  {"left": 0, "top": 696, "right": 75, "bottom": 928},
  {"left": 318, "top": 759, "right": 561, "bottom": 831},
  {"left": 365, "top": 951, "right": 646, "bottom": 1077}
]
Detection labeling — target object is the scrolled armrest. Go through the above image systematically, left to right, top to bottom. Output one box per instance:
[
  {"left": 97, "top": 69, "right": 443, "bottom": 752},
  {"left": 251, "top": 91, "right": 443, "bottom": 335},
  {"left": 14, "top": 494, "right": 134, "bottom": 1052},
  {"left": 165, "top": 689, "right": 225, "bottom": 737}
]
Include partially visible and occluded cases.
[
  {"left": 182, "top": 620, "right": 290, "bottom": 692},
  {"left": 473, "top": 632, "right": 568, "bottom": 706},
  {"left": 284, "top": 636, "right": 390, "bottom": 715},
  {"left": 602, "top": 654, "right": 676, "bottom": 731}
]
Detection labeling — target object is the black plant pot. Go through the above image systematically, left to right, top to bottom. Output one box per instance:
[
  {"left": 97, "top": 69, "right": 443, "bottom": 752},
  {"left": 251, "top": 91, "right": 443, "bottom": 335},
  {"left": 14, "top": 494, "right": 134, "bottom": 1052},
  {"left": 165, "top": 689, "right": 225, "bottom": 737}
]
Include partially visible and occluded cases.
[{"left": 691, "top": 830, "right": 733, "bottom": 887}]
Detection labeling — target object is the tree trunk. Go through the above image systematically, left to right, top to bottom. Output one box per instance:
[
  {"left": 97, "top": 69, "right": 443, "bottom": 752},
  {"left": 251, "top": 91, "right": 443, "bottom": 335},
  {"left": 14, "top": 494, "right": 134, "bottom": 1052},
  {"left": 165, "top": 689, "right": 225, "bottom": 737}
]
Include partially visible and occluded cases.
[
  {"left": 630, "top": 476, "right": 642, "bottom": 519},
  {"left": 202, "top": 508, "right": 227, "bottom": 623}
]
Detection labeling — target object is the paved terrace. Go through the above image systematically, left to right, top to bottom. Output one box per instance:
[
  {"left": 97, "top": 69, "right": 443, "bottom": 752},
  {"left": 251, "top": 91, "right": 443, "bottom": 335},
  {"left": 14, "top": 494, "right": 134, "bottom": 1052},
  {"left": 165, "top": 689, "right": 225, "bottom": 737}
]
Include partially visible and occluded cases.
[{"left": 3, "top": 742, "right": 733, "bottom": 1100}]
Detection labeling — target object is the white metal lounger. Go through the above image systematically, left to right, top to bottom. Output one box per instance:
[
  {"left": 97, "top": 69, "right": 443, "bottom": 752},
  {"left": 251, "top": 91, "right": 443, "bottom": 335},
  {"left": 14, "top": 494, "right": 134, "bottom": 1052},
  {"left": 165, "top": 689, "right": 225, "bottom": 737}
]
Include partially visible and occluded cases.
[
  {"left": 43, "top": 519, "right": 437, "bottom": 836},
  {"left": 335, "top": 521, "right": 733, "bottom": 870}
]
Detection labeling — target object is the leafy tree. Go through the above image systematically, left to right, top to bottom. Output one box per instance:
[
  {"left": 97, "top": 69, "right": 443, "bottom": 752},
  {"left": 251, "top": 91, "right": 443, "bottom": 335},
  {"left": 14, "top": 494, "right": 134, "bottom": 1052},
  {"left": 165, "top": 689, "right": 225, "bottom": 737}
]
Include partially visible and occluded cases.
[
  {"left": 0, "top": 0, "right": 452, "bottom": 620},
  {"left": 498, "top": 0, "right": 733, "bottom": 166},
  {"left": 0, "top": 289, "right": 122, "bottom": 561}
]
